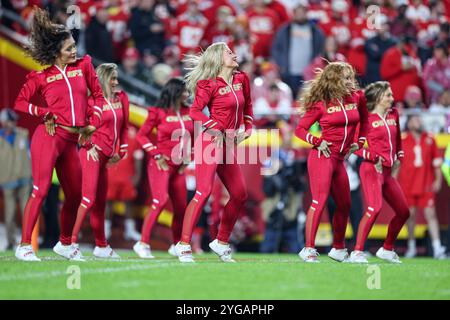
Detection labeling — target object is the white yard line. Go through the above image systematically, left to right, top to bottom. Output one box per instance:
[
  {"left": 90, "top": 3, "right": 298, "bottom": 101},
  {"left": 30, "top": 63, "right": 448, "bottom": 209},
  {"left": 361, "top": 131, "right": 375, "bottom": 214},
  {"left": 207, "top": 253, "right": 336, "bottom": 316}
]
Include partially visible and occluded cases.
[{"left": 0, "top": 262, "right": 179, "bottom": 282}]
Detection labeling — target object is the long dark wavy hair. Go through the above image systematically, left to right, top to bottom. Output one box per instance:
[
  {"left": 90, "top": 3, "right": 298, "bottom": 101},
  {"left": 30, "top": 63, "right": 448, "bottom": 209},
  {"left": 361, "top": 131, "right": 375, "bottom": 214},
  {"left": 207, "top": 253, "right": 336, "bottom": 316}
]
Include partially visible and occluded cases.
[
  {"left": 25, "top": 7, "right": 72, "bottom": 65},
  {"left": 155, "top": 78, "right": 187, "bottom": 109}
]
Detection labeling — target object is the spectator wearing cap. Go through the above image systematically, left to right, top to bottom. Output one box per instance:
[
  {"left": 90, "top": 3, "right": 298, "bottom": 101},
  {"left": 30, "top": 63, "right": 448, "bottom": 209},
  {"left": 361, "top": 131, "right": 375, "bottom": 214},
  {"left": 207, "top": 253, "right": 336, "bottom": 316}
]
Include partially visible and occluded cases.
[
  {"left": 129, "top": 0, "right": 166, "bottom": 57},
  {"left": 271, "top": 3, "right": 325, "bottom": 97},
  {"left": 85, "top": 5, "right": 114, "bottom": 62},
  {"left": 364, "top": 15, "right": 397, "bottom": 84},
  {"left": 381, "top": 36, "right": 422, "bottom": 102},
  {"left": 423, "top": 43, "right": 450, "bottom": 104},
  {"left": 119, "top": 47, "right": 150, "bottom": 105},
  {"left": 252, "top": 61, "right": 293, "bottom": 126},
  {"left": 402, "top": 85, "right": 426, "bottom": 110},
  {"left": 0, "top": 109, "right": 31, "bottom": 250}
]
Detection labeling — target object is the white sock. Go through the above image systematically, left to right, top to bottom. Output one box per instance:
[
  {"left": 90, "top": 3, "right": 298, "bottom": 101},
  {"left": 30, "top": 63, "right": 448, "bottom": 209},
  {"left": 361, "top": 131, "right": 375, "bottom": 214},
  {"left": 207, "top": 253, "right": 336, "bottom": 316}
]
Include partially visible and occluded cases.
[
  {"left": 408, "top": 239, "right": 416, "bottom": 250},
  {"left": 432, "top": 239, "right": 442, "bottom": 252}
]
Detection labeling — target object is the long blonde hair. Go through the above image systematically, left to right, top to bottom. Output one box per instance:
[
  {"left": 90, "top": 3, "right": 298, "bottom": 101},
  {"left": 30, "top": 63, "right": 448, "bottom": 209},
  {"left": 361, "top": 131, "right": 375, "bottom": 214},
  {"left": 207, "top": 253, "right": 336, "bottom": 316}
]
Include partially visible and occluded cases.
[
  {"left": 184, "top": 42, "right": 226, "bottom": 94},
  {"left": 300, "top": 62, "right": 358, "bottom": 111},
  {"left": 96, "top": 63, "right": 118, "bottom": 99}
]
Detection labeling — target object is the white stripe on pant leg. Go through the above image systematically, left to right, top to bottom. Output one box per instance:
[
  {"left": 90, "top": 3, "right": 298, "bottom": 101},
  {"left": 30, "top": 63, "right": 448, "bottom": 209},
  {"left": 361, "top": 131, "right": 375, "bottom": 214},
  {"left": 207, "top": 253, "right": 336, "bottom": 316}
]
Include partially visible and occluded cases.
[
  {"left": 33, "top": 185, "right": 39, "bottom": 190},
  {"left": 196, "top": 191, "right": 202, "bottom": 196},
  {"left": 82, "top": 197, "right": 91, "bottom": 203},
  {"left": 153, "top": 199, "right": 159, "bottom": 204},
  {"left": 312, "top": 200, "right": 319, "bottom": 204},
  {"left": 368, "top": 207, "right": 374, "bottom": 212}
]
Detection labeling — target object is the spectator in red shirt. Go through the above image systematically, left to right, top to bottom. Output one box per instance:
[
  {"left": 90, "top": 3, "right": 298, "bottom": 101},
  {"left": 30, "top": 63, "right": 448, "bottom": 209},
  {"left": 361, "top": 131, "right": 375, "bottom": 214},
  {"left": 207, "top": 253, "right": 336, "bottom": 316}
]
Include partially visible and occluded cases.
[
  {"left": 174, "top": 0, "right": 208, "bottom": 58},
  {"left": 247, "top": 0, "right": 282, "bottom": 61},
  {"left": 202, "top": 5, "right": 235, "bottom": 48},
  {"left": 380, "top": 36, "right": 422, "bottom": 102},
  {"left": 398, "top": 115, "right": 446, "bottom": 259}
]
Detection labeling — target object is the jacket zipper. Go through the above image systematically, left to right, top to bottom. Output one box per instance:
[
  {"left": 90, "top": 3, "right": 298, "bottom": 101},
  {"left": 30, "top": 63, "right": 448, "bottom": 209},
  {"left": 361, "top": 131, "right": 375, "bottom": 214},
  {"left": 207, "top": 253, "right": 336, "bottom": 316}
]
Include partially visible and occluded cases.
[{"left": 55, "top": 65, "right": 75, "bottom": 126}]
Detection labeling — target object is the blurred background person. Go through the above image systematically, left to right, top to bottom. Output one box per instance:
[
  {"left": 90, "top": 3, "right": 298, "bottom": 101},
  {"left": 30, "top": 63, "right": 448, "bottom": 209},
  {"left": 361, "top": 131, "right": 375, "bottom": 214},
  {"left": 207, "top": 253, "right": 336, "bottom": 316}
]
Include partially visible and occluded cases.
[
  {"left": 129, "top": 0, "right": 166, "bottom": 58},
  {"left": 173, "top": 0, "right": 208, "bottom": 59},
  {"left": 246, "top": 0, "right": 282, "bottom": 62},
  {"left": 271, "top": 2, "right": 325, "bottom": 96},
  {"left": 85, "top": 5, "right": 114, "bottom": 63},
  {"left": 364, "top": 15, "right": 397, "bottom": 84},
  {"left": 303, "top": 36, "right": 346, "bottom": 81},
  {"left": 380, "top": 36, "right": 422, "bottom": 103},
  {"left": 422, "top": 42, "right": 450, "bottom": 105},
  {"left": 252, "top": 61, "right": 293, "bottom": 126},
  {"left": 0, "top": 109, "right": 31, "bottom": 250},
  {"left": 398, "top": 115, "right": 446, "bottom": 259},
  {"left": 260, "top": 124, "right": 305, "bottom": 253},
  {"left": 106, "top": 127, "right": 143, "bottom": 242}
]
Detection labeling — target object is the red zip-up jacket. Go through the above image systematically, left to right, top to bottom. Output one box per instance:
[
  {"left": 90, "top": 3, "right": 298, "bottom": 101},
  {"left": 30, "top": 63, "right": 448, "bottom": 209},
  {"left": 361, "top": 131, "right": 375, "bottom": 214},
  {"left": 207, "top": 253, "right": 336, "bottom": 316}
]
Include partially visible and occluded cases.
[
  {"left": 14, "top": 55, "right": 104, "bottom": 128},
  {"left": 190, "top": 71, "right": 254, "bottom": 134},
  {"left": 295, "top": 90, "right": 369, "bottom": 160},
  {"left": 88, "top": 91, "right": 129, "bottom": 158},
  {"left": 136, "top": 106, "right": 194, "bottom": 165},
  {"left": 354, "top": 108, "right": 404, "bottom": 167}
]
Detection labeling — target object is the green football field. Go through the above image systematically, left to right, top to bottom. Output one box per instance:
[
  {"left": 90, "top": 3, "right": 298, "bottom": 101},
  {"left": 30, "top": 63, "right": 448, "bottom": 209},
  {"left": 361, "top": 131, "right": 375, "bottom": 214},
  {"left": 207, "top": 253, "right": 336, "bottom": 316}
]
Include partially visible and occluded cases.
[{"left": 0, "top": 250, "right": 449, "bottom": 300}]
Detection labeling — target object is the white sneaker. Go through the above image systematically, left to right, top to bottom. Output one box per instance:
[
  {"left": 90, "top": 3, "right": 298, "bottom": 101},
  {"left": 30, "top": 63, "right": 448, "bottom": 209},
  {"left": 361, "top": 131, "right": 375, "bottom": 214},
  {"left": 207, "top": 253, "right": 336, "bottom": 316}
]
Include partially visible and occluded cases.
[
  {"left": 124, "top": 219, "right": 141, "bottom": 241},
  {"left": 209, "top": 239, "right": 235, "bottom": 263},
  {"left": 53, "top": 241, "right": 73, "bottom": 259},
  {"left": 133, "top": 241, "right": 154, "bottom": 259},
  {"left": 174, "top": 242, "right": 195, "bottom": 263},
  {"left": 69, "top": 243, "right": 85, "bottom": 261},
  {"left": 15, "top": 244, "right": 41, "bottom": 261},
  {"left": 168, "top": 244, "right": 177, "bottom": 257},
  {"left": 93, "top": 245, "right": 120, "bottom": 259},
  {"left": 433, "top": 245, "right": 447, "bottom": 260},
  {"left": 298, "top": 247, "right": 320, "bottom": 263},
  {"left": 376, "top": 247, "right": 401, "bottom": 264},
  {"left": 404, "top": 247, "right": 416, "bottom": 258},
  {"left": 328, "top": 248, "right": 349, "bottom": 262},
  {"left": 348, "top": 250, "right": 368, "bottom": 264}
]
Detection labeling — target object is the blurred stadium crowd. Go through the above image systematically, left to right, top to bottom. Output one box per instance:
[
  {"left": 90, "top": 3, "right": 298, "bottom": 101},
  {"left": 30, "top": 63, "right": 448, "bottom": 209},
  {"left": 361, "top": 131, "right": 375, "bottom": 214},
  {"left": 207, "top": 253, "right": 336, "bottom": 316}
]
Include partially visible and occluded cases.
[{"left": 0, "top": 0, "right": 449, "bottom": 257}]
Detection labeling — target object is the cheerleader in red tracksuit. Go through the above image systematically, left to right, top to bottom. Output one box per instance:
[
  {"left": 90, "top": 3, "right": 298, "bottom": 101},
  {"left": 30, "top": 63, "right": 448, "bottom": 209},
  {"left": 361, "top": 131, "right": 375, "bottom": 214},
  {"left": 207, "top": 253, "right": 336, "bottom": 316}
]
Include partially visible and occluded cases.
[
  {"left": 13, "top": 8, "right": 104, "bottom": 261},
  {"left": 174, "top": 42, "right": 254, "bottom": 263},
  {"left": 295, "top": 62, "right": 369, "bottom": 263},
  {"left": 69, "top": 63, "right": 129, "bottom": 260},
  {"left": 133, "top": 78, "right": 194, "bottom": 259},
  {"left": 349, "top": 81, "right": 410, "bottom": 264}
]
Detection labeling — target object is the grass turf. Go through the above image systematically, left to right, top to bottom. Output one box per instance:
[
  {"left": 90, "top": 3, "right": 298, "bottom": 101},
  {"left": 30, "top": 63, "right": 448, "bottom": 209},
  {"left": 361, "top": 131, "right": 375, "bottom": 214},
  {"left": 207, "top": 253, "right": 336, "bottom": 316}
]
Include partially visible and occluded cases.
[{"left": 0, "top": 250, "right": 449, "bottom": 299}]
